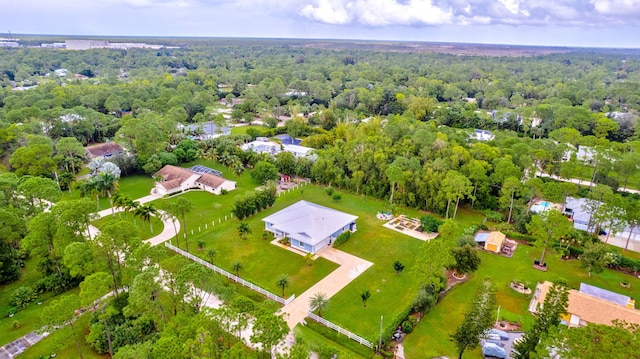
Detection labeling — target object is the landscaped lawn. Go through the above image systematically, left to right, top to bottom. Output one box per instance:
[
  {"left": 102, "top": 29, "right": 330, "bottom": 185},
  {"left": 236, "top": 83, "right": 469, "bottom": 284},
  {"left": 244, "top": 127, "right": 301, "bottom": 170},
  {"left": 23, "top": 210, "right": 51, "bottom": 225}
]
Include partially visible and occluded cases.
[
  {"left": 230, "top": 125, "right": 265, "bottom": 136},
  {"left": 60, "top": 174, "right": 155, "bottom": 209},
  {"left": 92, "top": 211, "right": 164, "bottom": 241},
  {"left": 404, "top": 238, "right": 640, "bottom": 358},
  {"left": 294, "top": 323, "right": 371, "bottom": 359}
]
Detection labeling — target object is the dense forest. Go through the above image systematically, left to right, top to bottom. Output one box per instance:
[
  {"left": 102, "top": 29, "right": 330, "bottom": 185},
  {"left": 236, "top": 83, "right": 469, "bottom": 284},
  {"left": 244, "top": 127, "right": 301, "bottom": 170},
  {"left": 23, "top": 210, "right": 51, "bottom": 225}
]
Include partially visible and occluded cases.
[{"left": 2, "top": 39, "right": 640, "bottom": 358}]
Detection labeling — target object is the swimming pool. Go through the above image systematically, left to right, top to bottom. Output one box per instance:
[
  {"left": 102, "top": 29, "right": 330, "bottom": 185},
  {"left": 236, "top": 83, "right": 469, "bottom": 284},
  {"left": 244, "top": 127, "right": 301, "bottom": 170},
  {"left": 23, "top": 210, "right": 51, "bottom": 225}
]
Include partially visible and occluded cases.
[{"left": 538, "top": 201, "right": 551, "bottom": 208}]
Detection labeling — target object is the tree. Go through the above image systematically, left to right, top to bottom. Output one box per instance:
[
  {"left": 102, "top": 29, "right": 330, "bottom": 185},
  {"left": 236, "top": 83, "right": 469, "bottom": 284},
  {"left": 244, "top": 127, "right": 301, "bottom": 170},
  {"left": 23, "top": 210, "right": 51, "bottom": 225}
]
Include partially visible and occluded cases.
[
  {"left": 55, "top": 137, "right": 85, "bottom": 174},
  {"left": 10, "top": 143, "right": 56, "bottom": 177},
  {"left": 251, "top": 161, "right": 279, "bottom": 184},
  {"left": 385, "top": 165, "right": 404, "bottom": 205},
  {"left": 442, "top": 170, "right": 472, "bottom": 219},
  {"left": 94, "top": 171, "right": 120, "bottom": 216},
  {"left": 58, "top": 172, "right": 75, "bottom": 194},
  {"left": 17, "top": 176, "right": 62, "bottom": 212},
  {"left": 500, "top": 176, "right": 522, "bottom": 223},
  {"left": 174, "top": 197, "right": 194, "bottom": 251},
  {"left": 623, "top": 197, "right": 640, "bottom": 251},
  {"left": 135, "top": 203, "right": 158, "bottom": 233},
  {"left": 526, "top": 210, "right": 572, "bottom": 265},
  {"left": 237, "top": 222, "right": 252, "bottom": 240},
  {"left": 413, "top": 237, "right": 454, "bottom": 290},
  {"left": 580, "top": 242, "right": 614, "bottom": 277},
  {"left": 451, "top": 244, "right": 481, "bottom": 276},
  {"left": 206, "top": 248, "right": 217, "bottom": 264},
  {"left": 393, "top": 260, "right": 405, "bottom": 274},
  {"left": 232, "top": 261, "right": 243, "bottom": 277},
  {"left": 79, "top": 272, "right": 115, "bottom": 357},
  {"left": 276, "top": 274, "right": 290, "bottom": 297},
  {"left": 450, "top": 279, "right": 496, "bottom": 359},
  {"left": 513, "top": 282, "right": 569, "bottom": 359},
  {"left": 360, "top": 290, "right": 371, "bottom": 307},
  {"left": 309, "top": 292, "right": 329, "bottom": 317},
  {"left": 41, "top": 294, "right": 84, "bottom": 359},
  {"left": 250, "top": 309, "right": 289, "bottom": 358},
  {"left": 535, "top": 320, "right": 640, "bottom": 359}
]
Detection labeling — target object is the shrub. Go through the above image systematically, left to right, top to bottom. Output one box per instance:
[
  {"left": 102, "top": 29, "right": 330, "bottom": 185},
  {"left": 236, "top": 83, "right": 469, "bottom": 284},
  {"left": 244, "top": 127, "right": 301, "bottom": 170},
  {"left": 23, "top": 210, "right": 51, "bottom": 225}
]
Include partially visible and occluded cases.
[
  {"left": 325, "top": 186, "right": 334, "bottom": 196},
  {"left": 332, "top": 193, "right": 342, "bottom": 201},
  {"left": 420, "top": 215, "right": 443, "bottom": 233},
  {"left": 333, "top": 231, "right": 351, "bottom": 247},
  {"left": 197, "top": 239, "right": 205, "bottom": 250},
  {"left": 10, "top": 286, "right": 36, "bottom": 309},
  {"left": 12, "top": 320, "right": 20, "bottom": 329},
  {"left": 401, "top": 320, "right": 414, "bottom": 333}
]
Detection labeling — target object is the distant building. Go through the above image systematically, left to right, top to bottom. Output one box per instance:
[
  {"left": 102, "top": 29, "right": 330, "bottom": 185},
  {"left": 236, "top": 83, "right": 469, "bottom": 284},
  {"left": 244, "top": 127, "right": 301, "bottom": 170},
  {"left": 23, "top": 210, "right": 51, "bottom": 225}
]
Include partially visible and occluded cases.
[
  {"left": 65, "top": 40, "right": 109, "bottom": 50},
  {"left": 0, "top": 41, "right": 19, "bottom": 48},
  {"left": 178, "top": 121, "right": 230, "bottom": 140},
  {"left": 469, "top": 129, "right": 495, "bottom": 141},
  {"left": 241, "top": 138, "right": 281, "bottom": 155},
  {"left": 85, "top": 142, "right": 124, "bottom": 160},
  {"left": 283, "top": 144, "right": 315, "bottom": 158},
  {"left": 576, "top": 146, "right": 597, "bottom": 163},
  {"left": 152, "top": 165, "right": 235, "bottom": 196},
  {"left": 529, "top": 281, "right": 640, "bottom": 327}
]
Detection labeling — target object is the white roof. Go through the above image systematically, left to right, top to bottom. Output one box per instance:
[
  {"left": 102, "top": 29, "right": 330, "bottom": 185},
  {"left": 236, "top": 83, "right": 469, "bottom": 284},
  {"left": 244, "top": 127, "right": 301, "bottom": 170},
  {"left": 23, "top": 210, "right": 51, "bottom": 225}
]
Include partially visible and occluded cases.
[
  {"left": 241, "top": 140, "right": 280, "bottom": 152},
  {"left": 283, "top": 144, "right": 314, "bottom": 154},
  {"left": 262, "top": 201, "right": 357, "bottom": 246}
]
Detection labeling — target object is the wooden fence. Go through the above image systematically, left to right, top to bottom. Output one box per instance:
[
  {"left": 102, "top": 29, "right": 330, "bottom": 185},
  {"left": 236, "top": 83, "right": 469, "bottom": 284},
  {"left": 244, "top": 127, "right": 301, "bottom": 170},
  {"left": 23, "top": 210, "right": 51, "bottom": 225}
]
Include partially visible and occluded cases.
[{"left": 165, "top": 242, "right": 295, "bottom": 305}]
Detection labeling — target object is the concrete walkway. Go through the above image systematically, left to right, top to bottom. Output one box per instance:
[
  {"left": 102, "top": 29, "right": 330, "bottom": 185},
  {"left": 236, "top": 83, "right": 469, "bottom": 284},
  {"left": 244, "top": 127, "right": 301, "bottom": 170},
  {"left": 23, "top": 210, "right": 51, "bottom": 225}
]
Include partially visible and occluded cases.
[
  {"left": 88, "top": 193, "right": 181, "bottom": 246},
  {"left": 281, "top": 246, "right": 373, "bottom": 329},
  {"left": 0, "top": 333, "right": 48, "bottom": 359}
]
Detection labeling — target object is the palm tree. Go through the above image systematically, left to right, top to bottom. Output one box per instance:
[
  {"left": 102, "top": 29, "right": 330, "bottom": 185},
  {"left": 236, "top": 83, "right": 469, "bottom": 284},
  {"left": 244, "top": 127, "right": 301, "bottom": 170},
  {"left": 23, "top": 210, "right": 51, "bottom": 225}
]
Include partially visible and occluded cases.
[
  {"left": 58, "top": 172, "right": 75, "bottom": 194},
  {"left": 94, "top": 172, "right": 119, "bottom": 216},
  {"left": 78, "top": 179, "right": 99, "bottom": 211},
  {"left": 112, "top": 192, "right": 129, "bottom": 219},
  {"left": 175, "top": 197, "right": 194, "bottom": 252},
  {"left": 127, "top": 200, "right": 140, "bottom": 226},
  {"left": 136, "top": 203, "right": 157, "bottom": 233},
  {"left": 237, "top": 222, "right": 251, "bottom": 240},
  {"left": 206, "top": 248, "right": 217, "bottom": 264},
  {"left": 232, "top": 261, "right": 243, "bottom": 277},
  {"left": 276, "top": 274, "right": 289, "bottom": 297},
  {"left": 360, "top": 290, "right": 371, "bottom": 308},
  {"left": 309, "top": 292, "right": 329, "bottom": 317}
]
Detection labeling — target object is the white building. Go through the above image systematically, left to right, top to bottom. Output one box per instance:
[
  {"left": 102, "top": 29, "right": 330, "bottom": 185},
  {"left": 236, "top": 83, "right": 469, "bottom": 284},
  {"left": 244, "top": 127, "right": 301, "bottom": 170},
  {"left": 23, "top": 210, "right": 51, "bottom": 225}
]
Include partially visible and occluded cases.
[
  {"left": 241, "top": 138, "right": 281, "bottom": 155},
  {"left": 283, "top": 144, "right": 314, "bottom": 158}
]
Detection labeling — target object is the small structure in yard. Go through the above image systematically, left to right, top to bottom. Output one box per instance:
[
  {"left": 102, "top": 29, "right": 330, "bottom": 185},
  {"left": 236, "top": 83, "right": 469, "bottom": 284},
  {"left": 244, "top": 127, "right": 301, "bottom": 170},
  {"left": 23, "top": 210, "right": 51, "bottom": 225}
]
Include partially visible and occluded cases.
[
  {"left": 262, "top": 201, "right": 357, "bottom": 253},
  {"left": 475, "top": 231, "right": 505, "bottom": 253},
  {"left": 529, "top": 281, "right": 640, "bottom": 327}
]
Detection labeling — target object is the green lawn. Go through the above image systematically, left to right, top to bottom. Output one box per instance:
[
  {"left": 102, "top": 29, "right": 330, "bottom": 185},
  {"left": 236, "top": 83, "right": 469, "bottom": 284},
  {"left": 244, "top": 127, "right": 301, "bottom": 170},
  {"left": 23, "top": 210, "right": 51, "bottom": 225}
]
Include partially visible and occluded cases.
[
  {"left": 230, "top": 125, "right": 266, "bottom": 136},
  {"left": 61, "top": 174, "right": 155, "bottom": 209},
  {"left": 92, "top": 211, "right": 164, "bottom": 240},
  {"left": 404, "top": 240, "right": 640, "bottom": 358},
  {"left": 18, "top": 311, "right": 107, "bottom": 359},
  {"left": 294, "top": 323, "right": 372, "bottom": 359}
]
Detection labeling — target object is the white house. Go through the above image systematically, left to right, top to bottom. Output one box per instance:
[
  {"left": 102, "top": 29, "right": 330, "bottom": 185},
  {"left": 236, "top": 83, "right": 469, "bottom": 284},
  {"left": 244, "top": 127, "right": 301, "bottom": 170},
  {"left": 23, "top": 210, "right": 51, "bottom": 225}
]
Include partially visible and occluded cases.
[
  {"left": 178, "top": 121, "right": 231, "bottom": 140},
  {"left": 469, "top": 129, "right": 495, "bottom": 141},
  {"left": 241, "top": 138, "right": 281, "bottom": 155},
  {"left": 283, "top": 144, "right": 315, "bottom": 158},
  {"left": 576, "top": 146, "right": 597, "bottom": 163},
  {"left": 153, "top": 165, "right": 236, "bottom": 196},
  {"left": 563, "top": 197, "right": 637, "bottom": 240},
  {"left": 263, "top": 201, "right": 358, "bottom": 253}
]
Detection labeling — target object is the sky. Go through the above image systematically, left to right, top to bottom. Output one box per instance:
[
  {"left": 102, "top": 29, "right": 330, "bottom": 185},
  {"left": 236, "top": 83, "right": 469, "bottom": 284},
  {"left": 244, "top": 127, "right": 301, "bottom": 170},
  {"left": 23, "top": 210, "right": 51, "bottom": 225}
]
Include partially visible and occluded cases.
[{"left": 2, "top": 0, "right": 640, "bottom": 48}]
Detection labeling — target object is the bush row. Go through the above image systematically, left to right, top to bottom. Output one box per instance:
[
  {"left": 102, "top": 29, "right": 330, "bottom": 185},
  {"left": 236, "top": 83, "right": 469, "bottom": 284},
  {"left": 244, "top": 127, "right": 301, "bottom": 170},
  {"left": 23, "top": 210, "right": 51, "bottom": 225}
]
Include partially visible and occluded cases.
[
  {"left": 231, "top": 185, "right": 277, "bottom": 220},
  {"left": 332, "top": 231, "right": 351, "bottom": 247}
]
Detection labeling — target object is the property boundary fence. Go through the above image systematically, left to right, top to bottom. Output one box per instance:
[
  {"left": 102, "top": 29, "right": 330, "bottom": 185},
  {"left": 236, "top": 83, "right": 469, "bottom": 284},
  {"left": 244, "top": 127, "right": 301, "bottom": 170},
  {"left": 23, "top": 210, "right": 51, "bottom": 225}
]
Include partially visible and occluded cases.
[
  {"left": 165, "top": 242, "right": 295, "bottom": 305},
  {"left": 306, "top": 310, "right": 373, "bottom": 348}
]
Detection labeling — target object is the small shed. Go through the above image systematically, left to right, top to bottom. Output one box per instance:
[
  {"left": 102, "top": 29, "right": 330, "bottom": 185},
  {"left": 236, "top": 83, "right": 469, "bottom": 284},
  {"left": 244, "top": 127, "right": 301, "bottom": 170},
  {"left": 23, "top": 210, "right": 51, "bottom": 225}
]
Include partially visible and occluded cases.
[{"left": 485, "top": 231, "right": 506, "bottom": 253}]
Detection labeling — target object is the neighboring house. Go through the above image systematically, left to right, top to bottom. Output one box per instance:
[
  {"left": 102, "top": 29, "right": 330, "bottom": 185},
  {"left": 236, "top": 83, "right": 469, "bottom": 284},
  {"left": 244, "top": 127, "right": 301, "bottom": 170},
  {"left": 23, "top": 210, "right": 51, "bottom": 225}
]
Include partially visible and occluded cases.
[
  {"left": 178, "top": 121, "right": 231, "bottom": 140},
  {"left": 469, "top": 129, "right": 495, "bottom": 141},
  {"left": 274, "top": 134, "right": 302, "bottom": 145},
  {"left": 241, "top": 138, "right": 281, "bottom": 155},
  {"left": 86, "top": 142, "right": 124, "bottom": 160},
  {"left": 283, "top": 144, "right": 315, "bottom": 158},
  {"left": 576, "top": 146, "right": 597, "bottom": 163},
  {"left": 153, "top": 165, "right": 236, "bottom": 196},
  {"left": 564, "top": 197, "right": 639, "bottom": 241},
  {"left": 262, "top": 201, "right": 358, "bottom": 253},
  {"left": 529, "top": 281, "right": 640, "bottom": 327}
]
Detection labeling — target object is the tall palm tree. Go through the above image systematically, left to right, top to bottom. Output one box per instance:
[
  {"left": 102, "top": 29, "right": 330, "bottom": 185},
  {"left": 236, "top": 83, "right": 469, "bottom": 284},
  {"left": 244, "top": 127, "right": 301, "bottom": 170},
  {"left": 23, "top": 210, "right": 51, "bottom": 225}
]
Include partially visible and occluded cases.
[
  {"left": 94, "top": 172, "right": 119, "bottom": 216},
  {"left": 78, "top": 180, "right": 99, "bottom": 211},
  {"left": 112, "top": 192, "right": 129, "bottom": 219},
  {"left": 175, "top": 197, "right": 194, "bottom": 252},
  {"left": 127, "top": 200, "right": 140, "bottom": 226},
  {"left": 135, "top": 203, "right": 157, "bottom": 233},
  {"left": 206, "top": 248, "right": 217, "bottom": 264},
  {"left": 276, "top": 274, "right": 289, "bottom": 297},
  {"left": 309, "top": 292, "right": 330, "bottom": 317}
]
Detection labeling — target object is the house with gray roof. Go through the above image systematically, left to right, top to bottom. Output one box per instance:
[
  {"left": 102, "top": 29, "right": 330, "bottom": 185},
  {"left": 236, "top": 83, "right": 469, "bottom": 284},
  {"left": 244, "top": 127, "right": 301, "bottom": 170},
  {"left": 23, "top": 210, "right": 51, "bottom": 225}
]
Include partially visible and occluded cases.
[
  {"left": 178, "top": 121, "right": 230, "bottom": 140},
  {"left": 283, "top": 144, "right": 315, "bottom": 158},
  {"left": 262, "top": 201, "right": 358, "bottom": 253}
]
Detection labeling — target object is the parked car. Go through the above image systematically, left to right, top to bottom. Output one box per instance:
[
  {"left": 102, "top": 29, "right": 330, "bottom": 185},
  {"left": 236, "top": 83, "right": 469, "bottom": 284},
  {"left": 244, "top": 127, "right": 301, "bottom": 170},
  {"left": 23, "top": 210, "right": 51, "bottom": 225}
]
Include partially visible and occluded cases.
[
  {"left": 486, "top": 328, "right": 509, "bottom": 340},
  {"left": 482, "top": 342, "right": 507, "bottom": 359}
]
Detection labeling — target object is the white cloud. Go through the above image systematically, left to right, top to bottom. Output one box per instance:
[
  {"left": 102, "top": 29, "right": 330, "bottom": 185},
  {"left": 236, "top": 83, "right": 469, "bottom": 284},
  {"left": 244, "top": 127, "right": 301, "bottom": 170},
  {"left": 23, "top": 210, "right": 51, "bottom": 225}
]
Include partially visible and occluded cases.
[{"left": 300, "top": 0, "right": 453, "bottom": 26}]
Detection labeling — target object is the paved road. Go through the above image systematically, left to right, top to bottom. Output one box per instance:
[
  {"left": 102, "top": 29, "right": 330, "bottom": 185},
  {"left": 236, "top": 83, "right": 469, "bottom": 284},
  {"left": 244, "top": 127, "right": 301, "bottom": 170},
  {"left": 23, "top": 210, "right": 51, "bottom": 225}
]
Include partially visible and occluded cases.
[{"left": 281, "top": 246, "right": 373, "bottom": 329}]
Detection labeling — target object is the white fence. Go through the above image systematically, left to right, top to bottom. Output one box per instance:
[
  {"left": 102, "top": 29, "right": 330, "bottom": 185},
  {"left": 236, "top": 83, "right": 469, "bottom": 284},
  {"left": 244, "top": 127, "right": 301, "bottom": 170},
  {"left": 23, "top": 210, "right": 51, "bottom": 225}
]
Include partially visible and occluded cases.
[
  {"left": 165, "top": 242, "right": 295, "bottom": 305},
  {"left": 306, "top": 311, "right": 373, "bottom": 348}
]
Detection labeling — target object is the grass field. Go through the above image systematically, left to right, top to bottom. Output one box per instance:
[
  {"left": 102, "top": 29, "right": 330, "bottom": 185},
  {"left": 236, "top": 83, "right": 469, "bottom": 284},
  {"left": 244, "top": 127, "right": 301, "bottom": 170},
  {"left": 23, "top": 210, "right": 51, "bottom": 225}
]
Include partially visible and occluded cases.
[
  {"left": 230, "top": 125, "right": 266, "bottom": 136},
  {"left": 61, "top": 174, "right": 155, "bottom": 209},
  {"left": 404, "top": 238, "right": 640, "bottom": 358}
]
